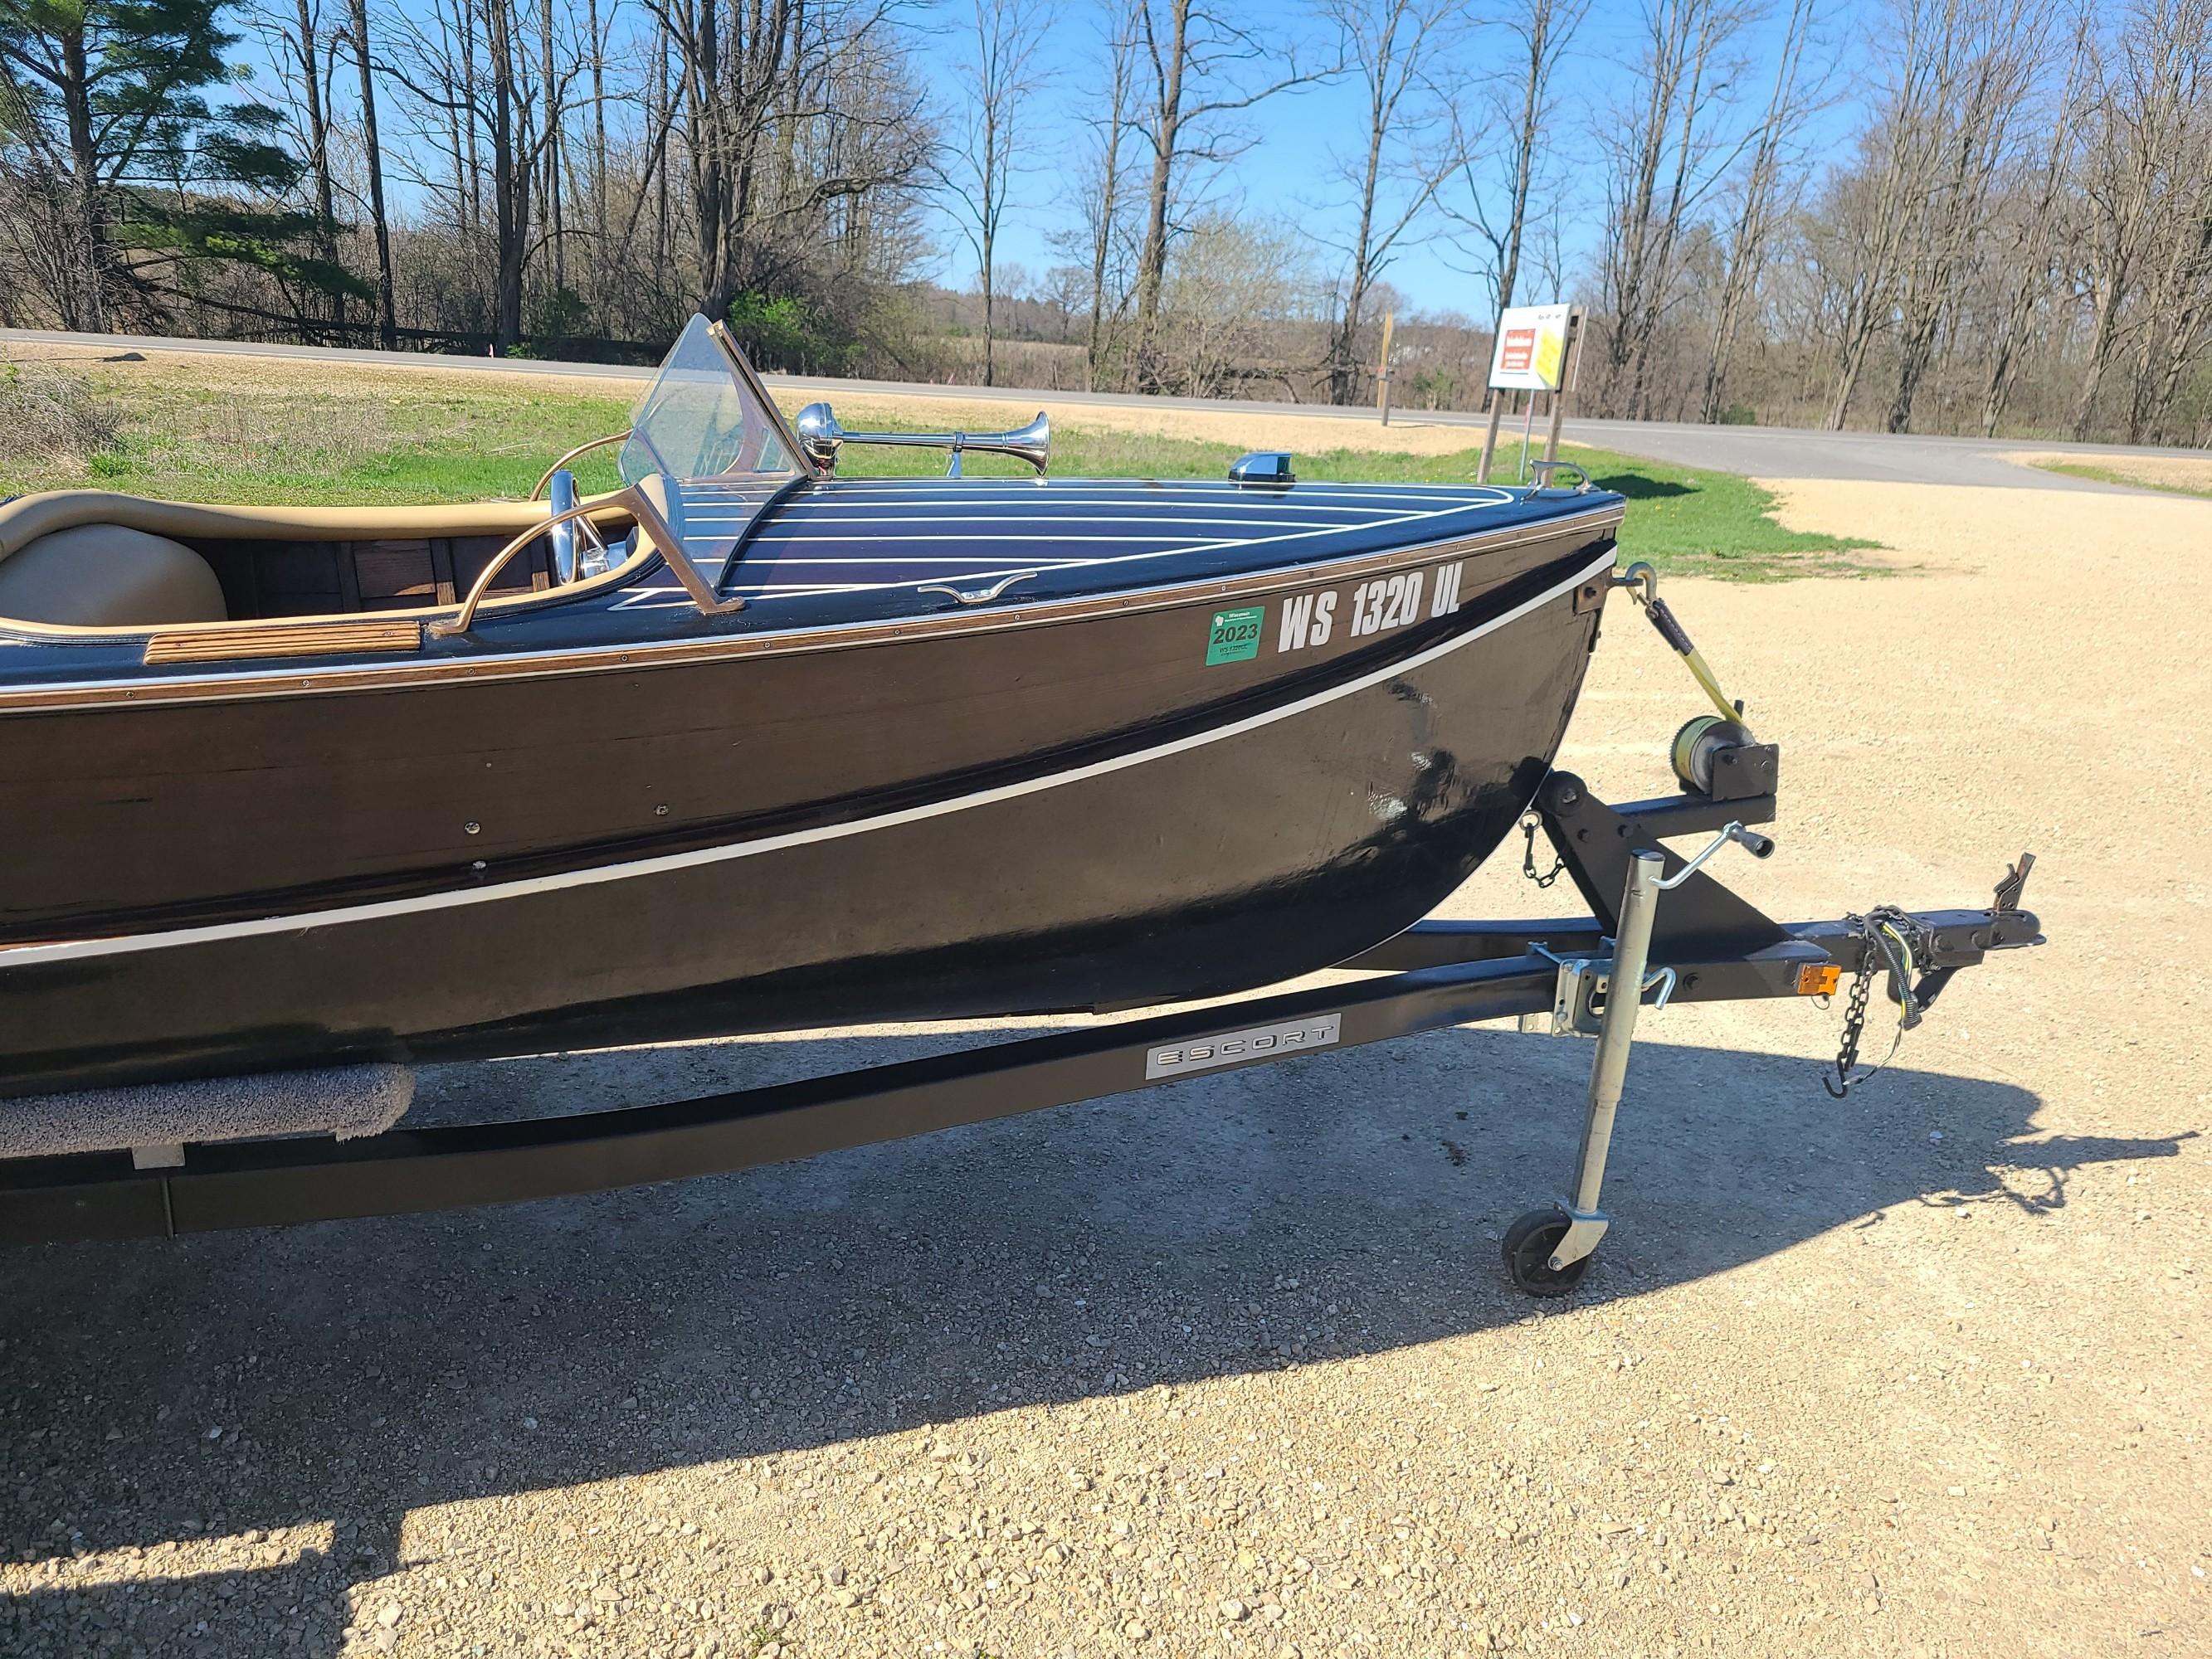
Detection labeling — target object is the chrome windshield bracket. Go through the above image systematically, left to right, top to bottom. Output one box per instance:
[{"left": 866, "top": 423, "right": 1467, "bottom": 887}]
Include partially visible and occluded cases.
[{"left": 704, "top": 319, "right": 811, "bottom": 474}]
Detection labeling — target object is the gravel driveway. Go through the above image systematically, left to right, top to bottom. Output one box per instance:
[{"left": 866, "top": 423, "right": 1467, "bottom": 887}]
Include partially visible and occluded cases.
[{"left": 2, "top": 479, "right": 2205, "bottom": 1658}]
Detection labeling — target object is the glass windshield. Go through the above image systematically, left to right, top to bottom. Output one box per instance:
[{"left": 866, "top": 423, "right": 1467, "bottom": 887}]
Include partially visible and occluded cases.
[{"left": 620, "top": 315, "right": 799, "bottom": 486}]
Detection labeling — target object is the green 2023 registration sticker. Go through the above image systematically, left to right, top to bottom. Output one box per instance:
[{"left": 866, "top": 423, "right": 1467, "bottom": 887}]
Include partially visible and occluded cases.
[{"left": 1206, "top": 606, "right": 1264, "bottom": 665}]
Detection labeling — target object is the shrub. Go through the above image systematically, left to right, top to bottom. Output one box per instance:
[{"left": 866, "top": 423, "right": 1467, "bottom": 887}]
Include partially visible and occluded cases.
[
  {"left": 725, "top": 292, "right": 859, "bottom": 376},
  {"left": 0, "top": 360, "right": 121, "bottom": 469}
]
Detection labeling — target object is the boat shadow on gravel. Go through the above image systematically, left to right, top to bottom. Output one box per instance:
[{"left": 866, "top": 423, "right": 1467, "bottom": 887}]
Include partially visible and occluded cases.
[{"left": 0, "top": 1022, "right": 2190, "bottom": 1657}]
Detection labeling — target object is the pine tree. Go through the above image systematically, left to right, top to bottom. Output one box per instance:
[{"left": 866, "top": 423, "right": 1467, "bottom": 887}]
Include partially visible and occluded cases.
[{"left": 0, "top": 0, "right": 364, "bottom": 328}]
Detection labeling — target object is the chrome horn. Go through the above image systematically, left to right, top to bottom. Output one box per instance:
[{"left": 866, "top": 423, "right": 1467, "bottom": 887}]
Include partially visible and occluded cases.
[{"left": 793, "top": 401, "right": 1050, "bottom": 478}]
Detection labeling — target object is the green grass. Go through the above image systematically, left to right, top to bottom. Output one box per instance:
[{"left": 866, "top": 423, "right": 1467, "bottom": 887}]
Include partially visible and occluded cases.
[
  {"left": 1, "top": 367, "right": 1879, "bottom": 580},
  {"left": 61, "top": 383, "right": 641, "bottom": 503},
  {"left": 1564, "top": 445, "right": 1881, "bottom": 577},
  {"left": 2029, "top": 458, "right": 2212, "bottom": 499}
]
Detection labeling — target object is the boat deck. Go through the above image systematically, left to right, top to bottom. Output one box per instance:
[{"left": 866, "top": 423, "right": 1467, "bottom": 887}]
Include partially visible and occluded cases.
[{"left": 642, "top": 476, "right": 1536, "bottom": 609}]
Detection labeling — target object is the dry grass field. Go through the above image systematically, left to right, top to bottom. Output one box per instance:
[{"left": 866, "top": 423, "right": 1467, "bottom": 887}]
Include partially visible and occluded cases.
[
  {"left": 0, "top": 347, "right": 2206, "bottom": 1659},
  {"left": 2018, "top": 451, "right": 2212, "bottom": 499}
]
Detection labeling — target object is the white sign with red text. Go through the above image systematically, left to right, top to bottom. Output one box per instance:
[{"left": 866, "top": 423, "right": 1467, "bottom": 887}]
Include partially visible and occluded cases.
[{"left": 1487, "top": 303, "right": 1572, "bottom": 392}]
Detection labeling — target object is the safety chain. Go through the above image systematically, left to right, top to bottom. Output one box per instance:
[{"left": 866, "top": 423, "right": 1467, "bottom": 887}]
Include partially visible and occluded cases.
[
  {"left": 1521, "top": 815, "right": 1567, "bottom": 888},
  {"left": 1823, "top": 907, "right": 1933, "bottom": 1098},
  {"left": 1824, "top": 937, "right": 1878, "bottom": 1098}
]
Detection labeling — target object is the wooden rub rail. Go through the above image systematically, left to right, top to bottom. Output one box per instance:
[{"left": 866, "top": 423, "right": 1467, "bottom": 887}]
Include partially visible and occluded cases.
[{"left": 144, "top": 619, "right": 425, "bottom": 664}]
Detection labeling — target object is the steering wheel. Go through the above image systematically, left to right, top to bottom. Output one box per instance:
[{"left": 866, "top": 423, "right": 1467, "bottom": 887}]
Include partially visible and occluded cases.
[
  {"left": 545, "top": 468, "right": 581, "bottom": 582},
  {"left": 542, "top": 469, "right": 621, "bottom": 582}
]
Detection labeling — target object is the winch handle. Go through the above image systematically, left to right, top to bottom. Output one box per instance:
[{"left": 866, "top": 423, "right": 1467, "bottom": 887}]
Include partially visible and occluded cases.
[{"left": 1652, "top": 820, "right": 1774, "bottom": 891}]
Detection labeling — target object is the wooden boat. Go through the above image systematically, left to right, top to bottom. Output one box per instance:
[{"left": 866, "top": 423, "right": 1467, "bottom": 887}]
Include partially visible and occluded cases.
[{"left": 0, "top": 318, "right": 1624, "bottom": 1099}]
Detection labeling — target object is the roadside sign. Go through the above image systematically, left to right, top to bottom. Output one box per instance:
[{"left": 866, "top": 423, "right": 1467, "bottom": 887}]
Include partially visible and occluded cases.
[{"left": 1488, "top": 303, "right": 1573, "bottom": 392}]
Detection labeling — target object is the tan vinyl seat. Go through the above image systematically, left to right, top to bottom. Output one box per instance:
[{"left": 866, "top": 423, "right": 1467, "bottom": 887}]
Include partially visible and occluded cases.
[{"left": 0, "top": 524, "right": 229, "bottom": 628}]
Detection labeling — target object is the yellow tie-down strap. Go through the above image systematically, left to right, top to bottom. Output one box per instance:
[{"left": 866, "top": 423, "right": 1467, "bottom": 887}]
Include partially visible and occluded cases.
[{"left": 1617, "top": 561, "right": 1752, "bottom": 735}]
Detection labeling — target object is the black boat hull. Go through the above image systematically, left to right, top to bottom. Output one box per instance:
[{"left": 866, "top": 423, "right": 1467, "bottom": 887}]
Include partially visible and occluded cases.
[{"left": 0, "top": 527, "right": 1615, "bottom": 1096}]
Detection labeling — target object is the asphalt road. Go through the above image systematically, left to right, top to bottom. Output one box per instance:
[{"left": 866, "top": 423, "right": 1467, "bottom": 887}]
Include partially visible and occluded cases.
[{"left": 8, "top": 327, "right": 2205, "bottom": 490}]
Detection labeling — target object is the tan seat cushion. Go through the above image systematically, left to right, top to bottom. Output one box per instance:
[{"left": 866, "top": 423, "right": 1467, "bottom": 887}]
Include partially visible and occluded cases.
[{"left": 0, "top": 524, "right": 229, "bottom": 628}]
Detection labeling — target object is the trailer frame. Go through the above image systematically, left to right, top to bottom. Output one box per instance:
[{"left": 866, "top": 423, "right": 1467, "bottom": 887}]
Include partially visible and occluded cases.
[{"left": 0, "top": 755, "right": 2043, "bottom": 1292}]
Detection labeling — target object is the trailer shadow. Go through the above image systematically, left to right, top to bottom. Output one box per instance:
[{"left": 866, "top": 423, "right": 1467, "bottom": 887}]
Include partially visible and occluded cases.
[{"left": 0, "top": 1022, "right": 2188, "bottom": 1656}]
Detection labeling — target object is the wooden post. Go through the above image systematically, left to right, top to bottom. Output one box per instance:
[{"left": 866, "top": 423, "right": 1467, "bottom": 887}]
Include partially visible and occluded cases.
[
  {"left": 1543, "top": 306, "right": 1586, "bottom": 464},
  {"left": 1375, "top": 310, "right": 1396, "bottom": 426},
  {"left": 1478, "top": 389, "right": 1505, "bottom": 483}
]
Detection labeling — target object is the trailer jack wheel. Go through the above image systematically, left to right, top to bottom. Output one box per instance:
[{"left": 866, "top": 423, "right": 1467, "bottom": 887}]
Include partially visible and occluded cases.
[{"left": 1502, "top": 1209, "right": 1591, "bottom": 1297}]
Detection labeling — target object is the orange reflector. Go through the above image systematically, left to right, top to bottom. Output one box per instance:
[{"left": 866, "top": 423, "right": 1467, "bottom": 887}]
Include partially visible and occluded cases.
[{"left": 1796, "top": 964, "right": 1841, "bottom": 996}]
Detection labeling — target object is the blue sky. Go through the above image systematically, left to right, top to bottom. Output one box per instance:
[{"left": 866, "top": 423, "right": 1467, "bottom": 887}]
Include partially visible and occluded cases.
[{"left": 916, "top": 0, "right": 1869, "bottom": 318}]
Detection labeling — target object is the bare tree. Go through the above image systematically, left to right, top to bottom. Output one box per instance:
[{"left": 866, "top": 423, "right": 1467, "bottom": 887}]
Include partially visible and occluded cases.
[
  {"left": 251, "top": 0, "right": 348, "bottom": 328},
  {"left": 348, "top": 0, "right": 400, "bottom": 345},
  {"left": 383, "top": 0, "right": 563, "bottom": 347},
  {"left": 457, "top": 0, "right": 483, "bottom": 235},
  {"left": 482, "top": 0, "right": 542, "bottom": 344},
  {"left": 539, "top": 0, "right": 567, "bottom": 297},
  {"left": 584, "top": 0, "right": 609, "bottom": 270},
  {"left": 643, "top": 0, "right": 930, "bottom": 322},
  {"left": 647, "top": 0, "right": 793, "bottom": 318},
  {"left": 938, "top": 0, "right": 1055, "bottom": 387},
  {"left": 1061, "top": 0, "right": 1143, "bottom": 389},
  {"left": 1128, "top": 0, "right": 1329, "bottom": 388},
  {"left": 1316, "top": 0, "right": 1462, "bottom": 405},
  {"left": 1444, "top": 0, "right": 1586, "bottom": 320},
  {"left": 1594, "top": 0, "right": 1754, "bottom": 420},
  {"left": 1697, "top": 0, "right": 1820, "bottom": 422},
  {"left": 1813, "top": 0, "right": 1951, "bottom": 427},
  {"left": 1883, "top": 0, "right": 2053, "bottom": 435},
  {"left": 2071, "top": 0, "right": 2212, "bottom": 438},
  {"left": 1087, "top": 6, "right": 1140, "bottom": 388},
  {"left": 1980, "top": 6, "right": 2089, "bottom": 435},
  {"left": 2120, "top": 121, "right": 2212, "bottom": 440},
  {"left": 1152, "top": 211, "right": 1318, "bottom": 396}
]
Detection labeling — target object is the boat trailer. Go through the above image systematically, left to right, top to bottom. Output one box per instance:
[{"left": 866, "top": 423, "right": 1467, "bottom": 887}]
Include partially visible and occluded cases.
[{"left": 0, "top": 726, "right": 2042, "bottom": 1292}]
